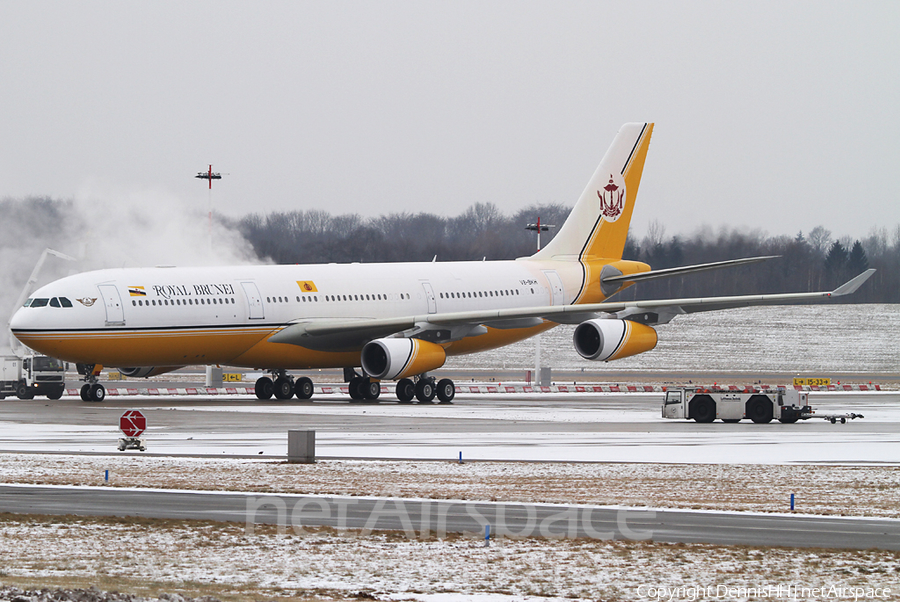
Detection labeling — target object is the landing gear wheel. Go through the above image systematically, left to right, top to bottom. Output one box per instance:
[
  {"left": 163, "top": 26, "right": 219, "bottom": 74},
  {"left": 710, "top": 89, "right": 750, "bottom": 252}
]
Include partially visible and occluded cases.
[
  {"left": 255, "top": 377, "right": 274, "bottom": 400},
  {"left": 273, "top": 377, "right": 294, "bottom": 400},
  {"left": 295, "top": 377, "right": 314, "bottom": 400},
  {"left": 349, "top": 377, "right": 364, "bottom": 401},
  {"left": 396, "top": 378, "right": 415, "bottom": 403},
  {"left": 415, "top": 378, "right": 436, "bottom": 403},
  {"left": 436, "top": 378, "right": 455, "bottom": 404},
  {"left": 362, "top": 380, "right": 381, "bottom": 401},
  {"left": 16, "top": 383, "right": 33, "bottom": 400},
  {"left": 89, "top": 383, "right": 105, "bottom": 402},
  {"left": 80, "top": 384, "right": 91, "bottom": 401}
]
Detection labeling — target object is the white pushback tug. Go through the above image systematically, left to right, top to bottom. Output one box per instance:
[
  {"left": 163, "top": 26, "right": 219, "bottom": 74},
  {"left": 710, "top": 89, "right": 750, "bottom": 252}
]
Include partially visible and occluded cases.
[
  {"left": 661, "top": 386, "right": 866, "bottom": 424},
  {"left": 662, "top": 386, "right": 813, "bottom": 424}
]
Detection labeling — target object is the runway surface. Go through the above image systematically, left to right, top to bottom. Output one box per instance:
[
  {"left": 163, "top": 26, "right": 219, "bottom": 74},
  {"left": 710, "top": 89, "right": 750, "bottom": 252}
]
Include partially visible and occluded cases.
[
  {"left": 0, "top": 389, "right": 898, "bottom": 463},
  {"left": 3, "top": 483, "right": 898, "bottom": 550}
]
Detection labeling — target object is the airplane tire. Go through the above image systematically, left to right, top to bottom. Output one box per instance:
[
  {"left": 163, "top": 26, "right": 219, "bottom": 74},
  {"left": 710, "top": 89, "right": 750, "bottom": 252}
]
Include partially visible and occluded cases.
[
  {"left": 255, "top": 377, "right": 274, "bottom": 400},
  {"left": 273, "top": 377, "right": 294, "bottom": 400},
  {"left": 295, "top": 377, "right": 314, "bottom": 400},
  {"left": 348, "top": 377, "right": 363, "bottom": 401},
  {"left": 436, "top": 378, "right": 455, "bottom": 404},
  {"left": 396, "top": 379, "right": 415, "bottom": 403},
  {"left": 415, "top": 379, "right": 436, "bottom": 403},
  {"left": 362, "top": 380, "right": 381, "bottom": 401},
  {"left": 80, "top": 384, "right": 91, "bottom": 401},
  {"left": 90, "top": 384, "right": 106, "bottom": 402}
]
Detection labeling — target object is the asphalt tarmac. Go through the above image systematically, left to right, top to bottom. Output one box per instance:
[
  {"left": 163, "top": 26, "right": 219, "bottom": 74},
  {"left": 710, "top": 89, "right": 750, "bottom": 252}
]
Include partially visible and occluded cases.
[
  {"left": 0, "top": 388, "right": 898, "bottom": 462},
  {"left": 2, "top": 484, "right": 898, "bottom": 550}
]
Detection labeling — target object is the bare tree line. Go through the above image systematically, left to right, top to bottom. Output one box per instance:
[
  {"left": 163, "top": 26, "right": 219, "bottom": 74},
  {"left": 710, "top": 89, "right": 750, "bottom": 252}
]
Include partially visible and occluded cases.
[
  {"left": 2, "top": 197, "right": 896, "bottom": 303},
  {"left": 235, "top": 207, "right": 899, "bottom": 303}
]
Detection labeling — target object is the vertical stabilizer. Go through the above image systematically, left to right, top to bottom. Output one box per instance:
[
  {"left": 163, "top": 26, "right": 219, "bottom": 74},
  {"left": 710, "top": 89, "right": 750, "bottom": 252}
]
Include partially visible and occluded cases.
[{"left": 534, "top": 122, "right": 653, "bottom": 262}]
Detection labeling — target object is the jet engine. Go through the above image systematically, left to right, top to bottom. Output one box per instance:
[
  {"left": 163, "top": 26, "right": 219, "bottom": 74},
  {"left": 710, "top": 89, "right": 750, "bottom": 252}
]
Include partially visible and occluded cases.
[
  {"left": 573, "top": 319, "right": 658, "bottom": 361},
  {"left": 360, "top": 338, "right": 446, "bottom": 380},
  {"left": 116, "top": 366, "right": 182, "bottom": 378}
]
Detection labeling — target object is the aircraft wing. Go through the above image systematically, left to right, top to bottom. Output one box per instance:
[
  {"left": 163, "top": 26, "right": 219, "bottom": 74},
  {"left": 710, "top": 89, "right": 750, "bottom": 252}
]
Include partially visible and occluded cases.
[
  {"left": 600, "top": 255, "right": 779, "bottom": 285},
  {"left": 268, "top": 269, "right": 875, "bottom": 350}
]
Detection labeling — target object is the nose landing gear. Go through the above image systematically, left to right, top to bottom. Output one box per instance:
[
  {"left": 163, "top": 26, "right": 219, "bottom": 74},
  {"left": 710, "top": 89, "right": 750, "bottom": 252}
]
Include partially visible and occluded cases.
[{"left": 76, "top": 364, "right": 106, "bottom": 402}]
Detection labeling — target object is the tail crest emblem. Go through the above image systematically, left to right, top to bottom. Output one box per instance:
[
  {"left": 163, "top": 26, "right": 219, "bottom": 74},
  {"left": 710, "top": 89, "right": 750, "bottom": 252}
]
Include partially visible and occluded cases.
[{"left": 598, "top": 174, "right": 626, "bottom": 222}]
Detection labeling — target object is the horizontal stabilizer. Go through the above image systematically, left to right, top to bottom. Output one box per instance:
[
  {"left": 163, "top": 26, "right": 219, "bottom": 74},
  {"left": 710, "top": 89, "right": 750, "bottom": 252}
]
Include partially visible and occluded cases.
[{"left": 601, "top": 256, "right": 779, "bottom": 285}]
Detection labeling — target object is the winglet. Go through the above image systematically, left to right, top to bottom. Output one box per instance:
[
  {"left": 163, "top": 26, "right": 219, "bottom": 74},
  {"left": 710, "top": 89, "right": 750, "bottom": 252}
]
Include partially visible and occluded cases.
[{"left": 832, "top": 269, "right": 876, "bottom": 297}]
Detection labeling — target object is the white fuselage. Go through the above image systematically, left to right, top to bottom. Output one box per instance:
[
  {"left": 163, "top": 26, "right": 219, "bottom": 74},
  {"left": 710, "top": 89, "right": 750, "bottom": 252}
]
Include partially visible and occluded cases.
[{"left": 10, "top": 258, "right": 582, "bottom": 370}]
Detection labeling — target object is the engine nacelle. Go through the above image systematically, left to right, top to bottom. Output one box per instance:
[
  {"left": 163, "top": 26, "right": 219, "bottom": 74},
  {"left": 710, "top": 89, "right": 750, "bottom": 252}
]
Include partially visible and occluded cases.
[
  {"left": 573, "top": 319, "right": 658, "bottom": 361},
  {"left": 360, "top": 338, "right": 446, "bottom": 380},
  {"left": 116, "top": 366, "right": 182, "bottom": 378}
]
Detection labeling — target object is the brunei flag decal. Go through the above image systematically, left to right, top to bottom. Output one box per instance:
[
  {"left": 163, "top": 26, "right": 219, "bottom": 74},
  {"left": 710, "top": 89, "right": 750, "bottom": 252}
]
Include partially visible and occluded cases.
[
  {"left": 296, "top": 281, "right": 318, "bottom": 293},
  {"left": 128, "top": 286, "right": 147, "bottom": 297}
]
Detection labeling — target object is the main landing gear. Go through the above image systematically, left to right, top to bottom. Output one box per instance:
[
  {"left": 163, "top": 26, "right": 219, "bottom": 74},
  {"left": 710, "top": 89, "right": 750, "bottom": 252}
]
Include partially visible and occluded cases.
[
  {"left": 76, "top": 364, "right": 106, "bottom": 402},
  {"left": 252, "top": 370, "right": 456, "bottom": 404},
  {"left": 254, "top": 370, "right": 314, "bottom": 401},
  {"left": 395, "top": 375, "right": 455, "bottom": 404}
]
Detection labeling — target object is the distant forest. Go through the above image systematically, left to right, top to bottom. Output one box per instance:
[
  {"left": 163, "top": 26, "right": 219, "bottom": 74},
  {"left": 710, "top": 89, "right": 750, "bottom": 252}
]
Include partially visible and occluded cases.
[
  {"left": 2, "top": 197, "right": 897, "bottom": 303},
  {"left": 234, "top": 202, "right": 899, "bottom": 303}
]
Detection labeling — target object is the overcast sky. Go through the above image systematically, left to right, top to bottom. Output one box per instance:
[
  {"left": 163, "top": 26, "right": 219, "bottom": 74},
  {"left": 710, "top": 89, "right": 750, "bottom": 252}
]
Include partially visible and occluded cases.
[{"left": 2, "top": 1, "right": 898, "bottom": 243}]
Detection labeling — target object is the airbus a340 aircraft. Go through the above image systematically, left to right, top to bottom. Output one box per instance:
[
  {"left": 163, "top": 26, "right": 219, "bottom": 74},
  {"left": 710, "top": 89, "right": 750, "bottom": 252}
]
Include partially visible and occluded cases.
[{"left": 10, "top": 123, "right": 874, "bottom": 402}]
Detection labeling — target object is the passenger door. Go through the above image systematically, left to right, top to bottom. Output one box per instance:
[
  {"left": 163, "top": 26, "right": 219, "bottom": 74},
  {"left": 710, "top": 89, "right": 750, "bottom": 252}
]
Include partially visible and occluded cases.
[
  {"left": 542, "top": 270, "right": 565, "bottom": 306},
  {"left": 241, "top": 282, "right": 265, "bottom": 320},
  {"left": 421, "top": 282, "right": 437, "bottom": 314},
  {"left": 97, "top": 284, "right": 125, "bottom": 326}
]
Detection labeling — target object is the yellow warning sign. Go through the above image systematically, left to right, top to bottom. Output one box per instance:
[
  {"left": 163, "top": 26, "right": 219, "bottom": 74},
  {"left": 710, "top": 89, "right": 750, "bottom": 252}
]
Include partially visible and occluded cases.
[{"left": 793, "top": 377, "right": 831, "bottom": 387}]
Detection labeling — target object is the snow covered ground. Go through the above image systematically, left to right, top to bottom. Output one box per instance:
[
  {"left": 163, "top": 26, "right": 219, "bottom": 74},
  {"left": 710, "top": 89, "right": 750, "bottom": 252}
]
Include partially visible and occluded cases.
[
  {"left": 447, "top": 304, "right": 900, "bottom": 374},
  {"left": 1, "top": 514, "right": 897, "bottom": 602}
]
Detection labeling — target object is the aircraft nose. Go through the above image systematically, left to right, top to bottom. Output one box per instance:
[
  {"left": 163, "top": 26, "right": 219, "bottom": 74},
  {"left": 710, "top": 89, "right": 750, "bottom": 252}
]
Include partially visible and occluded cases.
[{"left": 9, "top": 304, "right": 34, "bottom": 336}]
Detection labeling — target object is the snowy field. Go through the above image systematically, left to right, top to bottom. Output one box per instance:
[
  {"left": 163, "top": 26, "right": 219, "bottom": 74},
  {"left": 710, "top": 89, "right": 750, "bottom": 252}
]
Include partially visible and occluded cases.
[
  {"left": 446, "top": 304, "right": 900, "bottom": 374},
  {"left": 1, "top": 515, "right": 897, "bottom": 602}
]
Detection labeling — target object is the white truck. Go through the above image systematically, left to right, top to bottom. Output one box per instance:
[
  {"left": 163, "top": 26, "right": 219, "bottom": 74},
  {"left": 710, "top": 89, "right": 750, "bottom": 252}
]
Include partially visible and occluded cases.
[
  {"left": 0, "top": 354, "right": 67, "bottom": 400},
  {"left": 662, "top": 387, "right": 812, "bottom": 424}
]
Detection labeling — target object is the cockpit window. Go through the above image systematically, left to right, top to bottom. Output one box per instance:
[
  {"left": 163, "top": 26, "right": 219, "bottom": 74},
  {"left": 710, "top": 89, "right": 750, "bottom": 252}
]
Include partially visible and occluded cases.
[{"left": 23, "top": 297, "right": 72, "bottom": 308}]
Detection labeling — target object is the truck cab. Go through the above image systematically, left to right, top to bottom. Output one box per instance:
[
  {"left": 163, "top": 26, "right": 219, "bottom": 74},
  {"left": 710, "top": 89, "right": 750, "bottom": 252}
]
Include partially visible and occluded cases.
[{"left": 0, "top": 354, "right": 67, "bottom": 400}]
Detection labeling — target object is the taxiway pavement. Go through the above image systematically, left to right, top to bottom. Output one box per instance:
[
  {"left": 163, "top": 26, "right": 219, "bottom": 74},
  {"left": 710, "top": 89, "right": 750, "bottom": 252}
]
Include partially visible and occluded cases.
[{"left": 2, "top": 484, "right": 898, "bottom": 550}]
